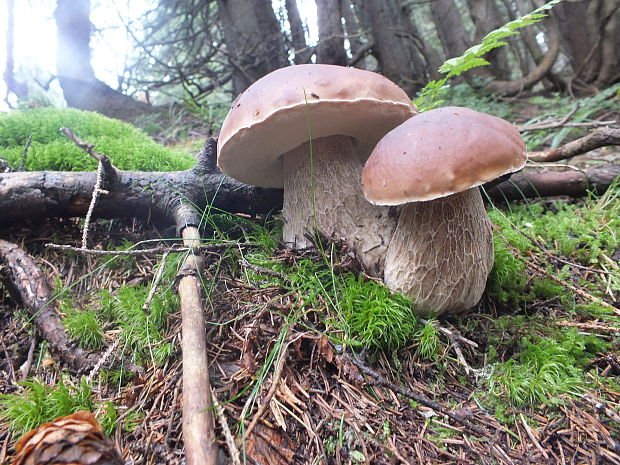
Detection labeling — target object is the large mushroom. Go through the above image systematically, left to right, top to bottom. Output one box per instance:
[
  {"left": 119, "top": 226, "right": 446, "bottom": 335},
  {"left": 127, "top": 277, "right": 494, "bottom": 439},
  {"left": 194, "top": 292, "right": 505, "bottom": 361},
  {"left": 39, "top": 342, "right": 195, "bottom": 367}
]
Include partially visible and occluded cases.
[
  {"left": 217, "top": 64, "right": 416, "bottom": 275},
  {"left": 361, "top": 106, "right": 527, "bottom": 315}
]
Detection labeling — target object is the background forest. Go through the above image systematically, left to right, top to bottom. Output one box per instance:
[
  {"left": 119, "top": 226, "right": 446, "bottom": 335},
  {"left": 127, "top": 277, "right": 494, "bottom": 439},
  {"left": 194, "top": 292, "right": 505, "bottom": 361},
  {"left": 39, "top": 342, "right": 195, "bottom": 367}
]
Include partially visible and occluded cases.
[{"left": 1, "top": 0, "right": 619, "bottom": 464}]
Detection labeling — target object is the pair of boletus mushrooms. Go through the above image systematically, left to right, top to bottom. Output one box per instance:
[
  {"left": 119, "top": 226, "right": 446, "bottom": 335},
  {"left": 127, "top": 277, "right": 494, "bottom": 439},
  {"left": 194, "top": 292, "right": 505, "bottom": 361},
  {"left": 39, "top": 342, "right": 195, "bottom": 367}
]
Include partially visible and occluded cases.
[{"left": 217, "top": 64, "right": 527, "bottom": 316}]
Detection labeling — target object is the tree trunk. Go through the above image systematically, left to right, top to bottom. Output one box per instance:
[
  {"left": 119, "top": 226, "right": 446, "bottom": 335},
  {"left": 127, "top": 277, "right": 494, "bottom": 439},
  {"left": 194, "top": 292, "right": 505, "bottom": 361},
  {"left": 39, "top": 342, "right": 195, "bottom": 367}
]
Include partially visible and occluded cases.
[
  {"left": 3, "top": 0, "right": 29, "bottom": 102},
  {"left": 54, "top": 0, "right": 154, "bottom": 120},
  {"left": 217, "top": 0, "right": 289, "bottom": 95},
  {"left": 285, "top": 0, "right": 313, "bottom": 64},
  {"left": 316, "top": 0, "right": 347, "bottom": 65},
  {"left": 341, "top": 0, "right": 370, "bottom": 68},
  {"left": 352, "top": 0, "right": 428, "bottom": 96},
  {"left": 430, "top": 0, "right": 471, "bottom": 61},
  {"left": 468, "top": 0, "right": 512, "bottom": 80},
  {"left": 556, "top": 0, "right": 620, "bottom": 89}
]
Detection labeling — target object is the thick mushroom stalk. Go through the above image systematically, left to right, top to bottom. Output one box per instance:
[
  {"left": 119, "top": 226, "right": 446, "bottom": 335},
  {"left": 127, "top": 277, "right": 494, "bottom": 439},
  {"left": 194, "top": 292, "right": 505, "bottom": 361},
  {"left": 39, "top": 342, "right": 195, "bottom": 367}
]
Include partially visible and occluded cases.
[
  {"left": 362, "top": 106, "right": 527, "bottom": 316},
  {"left": 283, "top": 135, "right": 397, "bottom": 275},
  {"left": 383, "top": 188, "right": 493, "bottom": 315}
]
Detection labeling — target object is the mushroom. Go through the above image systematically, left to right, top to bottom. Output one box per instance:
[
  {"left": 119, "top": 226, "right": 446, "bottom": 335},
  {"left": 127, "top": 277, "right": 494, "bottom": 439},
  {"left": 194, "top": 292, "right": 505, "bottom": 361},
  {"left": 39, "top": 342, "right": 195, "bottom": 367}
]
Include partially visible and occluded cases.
[
  {"left": 217, "top": 64, "right": 416, "bottom": 275},
  {"left": 361, "top": 106, "right": 527, "bottom": 315}
]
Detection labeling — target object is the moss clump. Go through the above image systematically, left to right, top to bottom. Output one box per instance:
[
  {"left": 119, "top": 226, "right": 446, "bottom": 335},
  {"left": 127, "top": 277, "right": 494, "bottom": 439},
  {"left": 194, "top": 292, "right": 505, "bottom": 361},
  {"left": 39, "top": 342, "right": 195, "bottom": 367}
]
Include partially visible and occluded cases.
[
  {"left": 0, "top": 107, "right": 195, "bottom": 171},
  {"left": 337, "top": 275, "right": 419, "bottom": 351},
  {"left": 0, "top": 378, "right": 96, "bottom": 437}
]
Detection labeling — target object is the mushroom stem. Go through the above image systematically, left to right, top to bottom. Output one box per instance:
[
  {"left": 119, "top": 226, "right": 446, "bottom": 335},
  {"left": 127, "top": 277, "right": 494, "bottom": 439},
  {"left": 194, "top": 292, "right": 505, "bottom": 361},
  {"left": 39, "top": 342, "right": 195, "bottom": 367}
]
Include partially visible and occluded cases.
[
  {"left": 282, "top": 135, "right": 398, "bottom": 276},
  {"left": 383, "top": 188, "right": 493, "bottom": 315}
]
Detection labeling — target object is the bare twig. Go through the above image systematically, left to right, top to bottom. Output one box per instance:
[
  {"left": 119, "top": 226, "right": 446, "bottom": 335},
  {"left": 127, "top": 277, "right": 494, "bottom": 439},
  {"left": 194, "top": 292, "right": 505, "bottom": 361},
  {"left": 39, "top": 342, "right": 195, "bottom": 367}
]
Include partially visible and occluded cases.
[
  {"left": 518, "top": 105, "right": 579, "bottom": 131},
  {"left": 527, "top": 127, "right": 620, "bottom": 162},
  {"left": 17, "top": 134, "right": 32, "bottom": 172},
  {"left": 81, "top": 160, "right": 109, "bottom": 248},
  {"left": 46, "top": 241, "right": 254, "bottom": 255},
  {"left": 142, "top": 250, "right": 170, "bottom": 313}
]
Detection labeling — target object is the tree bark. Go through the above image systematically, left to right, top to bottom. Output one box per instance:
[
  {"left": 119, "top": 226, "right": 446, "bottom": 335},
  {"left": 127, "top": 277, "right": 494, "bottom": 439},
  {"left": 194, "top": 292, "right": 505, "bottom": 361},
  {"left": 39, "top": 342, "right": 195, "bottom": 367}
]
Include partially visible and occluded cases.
[
  {"left": 3, "top": 0, "right": 28, "bottom": 103},
  {"left": 54, "top": 0, "right": 155, "bottom": 120},
  {"left": 216, "top": 0, "right": 289, "bottom": 95},
  {"left": 285, "top": 0, "right": 313, "bottom": 64},
  {"left": 315, "top": 0, "right": 347, "bottom": 65},
  {"left": 341, "top": 0, "right": 370, "bottom": 68},
  {"left": 352, "top": 0, "right": 428, "bottom": 96},
  {"left": 430, "top": 0, "right": 471, "bottom": 61},
  {"left": 468, "top": 0, "right": 512, "bottom": 81},
  {"left": 556, "top": 0, "right": 620, "bottom": 89},
  {"left": 487, "top": 165, "right": 620, "bottom": 202}
]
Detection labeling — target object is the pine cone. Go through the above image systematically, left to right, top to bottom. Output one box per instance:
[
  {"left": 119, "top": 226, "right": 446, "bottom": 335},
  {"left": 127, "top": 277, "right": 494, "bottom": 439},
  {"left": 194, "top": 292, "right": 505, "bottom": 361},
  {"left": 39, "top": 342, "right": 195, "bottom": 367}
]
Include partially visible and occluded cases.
[{"left": 12, "top": 411, "right": 123, "bottom": 465}]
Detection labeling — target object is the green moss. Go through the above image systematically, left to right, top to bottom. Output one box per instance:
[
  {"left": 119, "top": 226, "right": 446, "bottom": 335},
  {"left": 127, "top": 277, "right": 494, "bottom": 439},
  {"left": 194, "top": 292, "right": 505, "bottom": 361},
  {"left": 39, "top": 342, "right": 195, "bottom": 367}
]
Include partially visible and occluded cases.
[
  {"left": 0, "top": 107, "right": 195, "bottom": 171},
  {"left": 337, "top": 275, "right": 419, "bottom": 351},
  {"left": 98, "top": 285, "right": 178, "bottom": 366},
  {"left": 63, "top": 307, "right": 104, "bottom": 350},
  {"left": 486, "top": 328, "right": 612, "bottom": 407},
  {"left": 0, "top": 378, "right": 96, "bottom": 437}
]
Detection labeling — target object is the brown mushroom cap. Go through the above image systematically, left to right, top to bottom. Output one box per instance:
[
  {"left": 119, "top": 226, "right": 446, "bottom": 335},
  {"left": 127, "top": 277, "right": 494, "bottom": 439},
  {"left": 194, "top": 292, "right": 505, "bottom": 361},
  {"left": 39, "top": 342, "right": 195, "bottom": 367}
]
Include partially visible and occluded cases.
[
  {"left": 217, "top": 64, "right": 416, "bottom": 188},
  {"left": 362, "top": 106, "right": 527, "bottom": 205}
]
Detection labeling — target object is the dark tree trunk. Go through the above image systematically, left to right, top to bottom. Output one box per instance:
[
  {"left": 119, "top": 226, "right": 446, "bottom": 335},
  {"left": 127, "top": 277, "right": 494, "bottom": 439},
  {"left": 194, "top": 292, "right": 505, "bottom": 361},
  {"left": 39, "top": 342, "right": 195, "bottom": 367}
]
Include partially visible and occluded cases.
[
  {"left": 3, "top": 0, "right": 29, "bottom": 103},
  {"left": 54, "top": 0, "right": 155, "bottom": 120},
  {"left": 217, "top": 0, "right": 289, "bottom": 95},
  {"left": 285, "top": 0, "right": 313, "bottom": 64},
  {"left": 316, "top": 0, "right": 347, "bottom": 65},
  {"left": 341, "top": 0, "right": 370, "bottom": 68},
  {"left": 352, "top": 0, "right": 428, "bottom": 96},
  {"left": 430, "top": 0, "right": 471, "bottom": 60},
  {"left": 468, "top": 0, "right": 512, "bottom": 80},
  {"left": 556, "top": 0, "right": 620, "bottom": 89}
]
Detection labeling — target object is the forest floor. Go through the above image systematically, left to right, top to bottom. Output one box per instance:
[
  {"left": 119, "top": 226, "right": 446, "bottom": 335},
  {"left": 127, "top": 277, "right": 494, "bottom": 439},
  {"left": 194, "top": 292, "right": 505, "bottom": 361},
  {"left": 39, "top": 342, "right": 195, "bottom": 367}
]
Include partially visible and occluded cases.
[{"left": 0, "top": 94, "right": 619, "bottom": 464}]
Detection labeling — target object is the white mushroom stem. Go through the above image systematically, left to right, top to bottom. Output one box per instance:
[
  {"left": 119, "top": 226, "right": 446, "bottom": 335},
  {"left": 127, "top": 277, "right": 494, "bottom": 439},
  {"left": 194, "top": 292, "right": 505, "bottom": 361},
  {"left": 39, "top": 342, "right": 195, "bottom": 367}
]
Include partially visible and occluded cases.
[
  {"left": 282, "top": 135, "right": 398, "bottom": 276},
  {"left": 383, "top": 187, "right": 494, "bottom": 315}
]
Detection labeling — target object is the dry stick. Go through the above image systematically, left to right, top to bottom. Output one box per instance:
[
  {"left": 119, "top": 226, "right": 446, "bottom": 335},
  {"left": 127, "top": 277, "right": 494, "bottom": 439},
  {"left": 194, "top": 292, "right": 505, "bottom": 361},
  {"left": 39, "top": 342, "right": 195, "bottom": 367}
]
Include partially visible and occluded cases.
[
  {"left": 518, "top": 104, "right": 579, "bottom": 132},
  {"left": 527, "top": 127, "right": 620, "bottom": 163},
  {"left": 17, "top": 134, "right": 32, "bottom": 171},
  {"left": 81, "top": 160, "right": 109, "bottom": 248},
  {"left": 177, "top": 222, "right": 219, "bottom": 465},
  {"left": 0, "top": 239, "right": 99, "bottom": 372},
  {"left": 46, "top": 242, "right": 257, "bottom": 256},
  {"left": 142, "top": 250, "right": 170, "bottom": 313},
  {"left": 20, "top": 329, "right": 37, "bottom": 381},
  {"left": 347, "top": 351, "right": 487, "bottom": 436},
  {"left": 213, "top": 393, "right": 241, "bottom": 465}
]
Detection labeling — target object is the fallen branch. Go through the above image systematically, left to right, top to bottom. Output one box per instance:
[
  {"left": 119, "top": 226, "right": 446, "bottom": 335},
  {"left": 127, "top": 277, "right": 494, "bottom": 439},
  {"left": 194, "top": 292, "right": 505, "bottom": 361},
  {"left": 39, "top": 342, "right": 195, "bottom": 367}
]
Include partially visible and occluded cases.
[
  {"left": 527, "top": 127, "right": 620, "bottom": 162},
  {"left": 0, "top": 138, "right": 283, "bottom": 226},
  {"left": 487, "top": 164, "right": 620, "bottom": 202},
  {"left": 175, "top": 204, "right": 219, "bottom": 465},
  {"left": 0, "top": 239, "right": 99, "bottom": 372}
]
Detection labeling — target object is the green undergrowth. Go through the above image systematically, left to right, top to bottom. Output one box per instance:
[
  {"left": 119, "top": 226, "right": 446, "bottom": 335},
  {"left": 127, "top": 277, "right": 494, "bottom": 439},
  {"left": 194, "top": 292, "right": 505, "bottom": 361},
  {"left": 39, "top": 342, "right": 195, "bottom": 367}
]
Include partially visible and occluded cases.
[
  {"left": 0, "top": 107, "right": 195, "bottom": 171},
  {"left": 479, "top": 186, "right": 619, "bottom": 409},
  {"left": 56, "top": 245, "right": 183, "bottom": 372},
  {"left": 0, "top": 378, "right": 118, "bottom": 437}
]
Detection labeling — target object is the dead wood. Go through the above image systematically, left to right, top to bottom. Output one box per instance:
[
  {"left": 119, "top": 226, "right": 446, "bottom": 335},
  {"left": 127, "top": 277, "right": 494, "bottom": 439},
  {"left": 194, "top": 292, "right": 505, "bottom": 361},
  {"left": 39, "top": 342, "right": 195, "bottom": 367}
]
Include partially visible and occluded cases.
[
  {"left": 527, "top": 127, "right": 620, "bottom": 162},
  {"left": 0, "top": 138, "right": 283, "bottom": 226},
  {"left": 486, "top": 164, "right": 620, "bottom": 202},
  {"left": 175, "top": 206, "right": 220, "bottom": 465},
  {"left": 0, "top": 239, "right": 100, "bottom": 372}
]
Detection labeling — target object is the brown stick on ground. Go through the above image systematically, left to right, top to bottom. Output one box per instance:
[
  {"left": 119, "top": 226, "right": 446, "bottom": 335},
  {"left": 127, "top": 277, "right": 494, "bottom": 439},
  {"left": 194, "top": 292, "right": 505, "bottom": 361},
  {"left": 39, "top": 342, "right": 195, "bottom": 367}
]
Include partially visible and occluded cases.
[
  {"left": 528, "top": 127, "right": 620, "bottom": 162},
  {"left": 175, "top": 205, "right": 219, "bottom": 465},
  {"left": 0, "top": 239, "right": 99, "bottom": 372}
]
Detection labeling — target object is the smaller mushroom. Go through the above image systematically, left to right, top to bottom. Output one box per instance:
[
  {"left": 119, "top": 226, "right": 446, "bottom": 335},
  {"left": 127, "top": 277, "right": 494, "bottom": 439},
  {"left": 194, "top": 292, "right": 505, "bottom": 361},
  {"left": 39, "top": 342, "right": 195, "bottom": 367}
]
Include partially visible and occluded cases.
[{"left": 361, "top": 106, "right": 527, "bottom": 315}]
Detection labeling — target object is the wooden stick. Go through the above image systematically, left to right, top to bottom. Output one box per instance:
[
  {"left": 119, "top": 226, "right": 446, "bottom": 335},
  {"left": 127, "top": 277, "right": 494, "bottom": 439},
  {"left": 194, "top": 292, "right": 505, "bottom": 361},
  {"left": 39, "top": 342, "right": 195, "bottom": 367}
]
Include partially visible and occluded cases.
[{"left": 176, "top": 211, "right": 219, "bottom": 465}]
